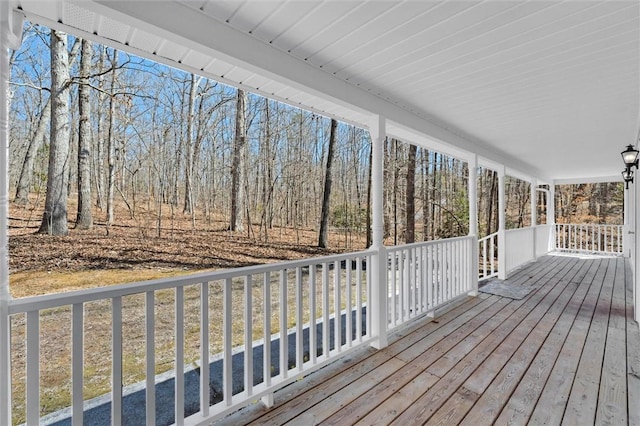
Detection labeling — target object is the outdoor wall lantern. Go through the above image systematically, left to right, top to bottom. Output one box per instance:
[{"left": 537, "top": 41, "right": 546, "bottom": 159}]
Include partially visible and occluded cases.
[{"left": 621, "top": 144, "right": 639, "bottom": 189}]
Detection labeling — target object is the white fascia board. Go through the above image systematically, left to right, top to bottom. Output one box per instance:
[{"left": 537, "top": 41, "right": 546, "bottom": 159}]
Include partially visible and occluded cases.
[
  {"left": 84, "top": 0, "right": 551, "bottom": 181},
  {"left": 86, "top": 1, "right": 370, "bottom": 116},
  {"left": 554, "top": 175, "right": 624, "bottom": 185}
]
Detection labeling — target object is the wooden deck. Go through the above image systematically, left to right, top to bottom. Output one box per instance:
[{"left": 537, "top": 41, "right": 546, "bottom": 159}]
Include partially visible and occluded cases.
[{"left": 218, "top": 254, "right": 640, "bottom": 425}]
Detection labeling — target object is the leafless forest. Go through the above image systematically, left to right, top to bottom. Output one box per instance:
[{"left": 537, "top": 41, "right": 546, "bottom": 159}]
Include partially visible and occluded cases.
[{"left": 8, "top": 25, "right": 624, "bottom": 275}]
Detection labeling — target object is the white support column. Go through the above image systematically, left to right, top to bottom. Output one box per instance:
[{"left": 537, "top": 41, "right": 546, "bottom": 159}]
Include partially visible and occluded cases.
[
  {"left": 0, "top": 4, "right": 23, "bottom": 424},
  {"left": 369, "top": 114, "right": 387, "bottom": 349},
  {"left": 467, "top": 154, "right": 478, "bottom": 296},
  {"left": 468, "top": 154, "right": 478, "bottom": 237},
  {"left": 497, "top": 166, "right": 507, "bottom": 280},
  {"left": 634, "top": 174, "right": 639, "bottom": 324},
  {"left": 530, "top": 178, "right": 537, "bottom": 259},
  {"left": 629, "top": 178, "right": 636, "bottom": 262},
  {"left": 530, "top": 179, "right": 537, "bottom": 227},
  {"left": 548, "top": 183, "right": 556, "bottom": 251},
  {"left": 624, "top": 184, "right": 630, "bottom": 257}
]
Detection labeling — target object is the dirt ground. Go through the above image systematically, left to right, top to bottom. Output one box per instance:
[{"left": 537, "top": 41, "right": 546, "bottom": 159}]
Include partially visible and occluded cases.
[{"left": 8, "top": 195, "right": 362, "bottom": 297}]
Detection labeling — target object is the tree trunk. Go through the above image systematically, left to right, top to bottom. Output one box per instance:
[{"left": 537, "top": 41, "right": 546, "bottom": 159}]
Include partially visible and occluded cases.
[
  {"left": 39, "top": 30, "right": 71, "bottom": 236},
  {"left": 76, "top": 38, "right": 93, "bottom": 229},
  {"left": 15, "top": 39, "right": 81, "bottom": 206},
  {"left": 95, "top": 46, "right": 107, "bottom": 209},
  {"left": 106, "top": 50, "right": 118, "bottom": 225},
  {"left": 183, "top": 73, "right": 198, "bottom": 215},
  {"left": 230, "top": 88, "right": 246, "bottom": 231},
  {"left": 260, "top": 97, "right": 274, "bottom": 241},
  {"left": 15, "top": 99, "right": 50, "bottom": 204},
  {"left": 318, "top": 118, "right": 337, "bottom": 248},
  {"left": 392, "top": 139, "right": 399, "bottom": 245},
  {"left": 366, "top": 141, "right": 373, "bottom": 248},
  {"left": 405, "top": 143, "right": 417, "bottom": 243},
  {"left": 421, "top": 149, "right": 430, "bottom": 241},
  {"left": 489, "top": 171, "right": 499, "bottom": 235}
]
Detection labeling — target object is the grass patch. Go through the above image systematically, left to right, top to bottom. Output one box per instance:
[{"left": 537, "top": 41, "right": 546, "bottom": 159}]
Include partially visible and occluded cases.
[
  {"left": 9, "top": 262, "right": 367, "bottom": 424},
  {"left": 9, "top": 269, "right": 197, "bottom": 298}
]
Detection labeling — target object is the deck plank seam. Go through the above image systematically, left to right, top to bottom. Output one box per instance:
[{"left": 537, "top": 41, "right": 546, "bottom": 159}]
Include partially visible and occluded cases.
[
  {"left": 383, "top": 256, "right": 584, "bottom": 425},
  {"left": 454, "top": 257, "right": 594, "bottom": 425},
  {"left": 562, "top": 257, "right": 617, "bottom": 424},
  {"left": 491, "top": 258, "right": 604, "bottom": 425}
]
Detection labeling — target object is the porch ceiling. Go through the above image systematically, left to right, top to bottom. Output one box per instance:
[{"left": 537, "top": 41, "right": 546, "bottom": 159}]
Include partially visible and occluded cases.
[{"left": 14, "top": 0, "right": 640, "bottom": 182}]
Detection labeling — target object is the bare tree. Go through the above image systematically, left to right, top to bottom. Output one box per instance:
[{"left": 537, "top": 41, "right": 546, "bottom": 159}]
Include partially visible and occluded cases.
[
  {"left": 38, "top": 30, "right": 71, "bottom": 235},
  {"left": 15, "top": 37, "right": 80, "bottom": 205},
  {"left": 75, "top": 38, "right": 93, "bottom": 229},
  {"left": 94, "top": 46, "right": 107, "bottom": 209},
  {"left": 106, "top": 49, "right": 118, "bottom": 225},
  {"left": 183, "top": 73, "right": 199, "bottom": 217},
  {"left": 229, "top": 88, "right": 246, "bottom": 231},
  {"left": 15, "top": 98, "right": 49, "bottom": 204},
  {"left": 318, "top": 118, "right": 337, "bottom": 248},
  {"left": 405, "top": 143, "right": 417, "bottom": 243}
]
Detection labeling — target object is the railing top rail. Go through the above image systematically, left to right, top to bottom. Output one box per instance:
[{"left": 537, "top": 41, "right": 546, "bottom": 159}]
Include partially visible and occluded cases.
[
  {"left": 556, "top": 223, "right": 623, "bottom": 227},
  {"left": 505, "top": 226, "right": 536, "bottom": 234},
  {"left": 478, "top": 232, "right": 498, "bottom": 243},
  {"left": 10, "top": 234, "right": 480, "bottom": 314},
  {"left": 386, "top": 235, "right": 474, "bottom": 251},
  {"left": 8, "top": 248, "right": 372, "bottom": 314}
]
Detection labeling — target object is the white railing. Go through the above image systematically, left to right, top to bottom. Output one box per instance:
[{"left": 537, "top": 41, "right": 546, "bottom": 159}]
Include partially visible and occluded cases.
[
  {"left": 555, "top": 223, "right": 623, "bottom": 255},
  {"left": 535, "top": 224, "right": 554, "bottom": 257},
  {"left": 505, "top": 227, "right": 535, "bottom": 273},
  {"left": 478, "top": 232, "right": 498, "bottom": 280},
  {"left": 6, "top": 236, "right": 482, "bottom": 425},
  {"left": 386, "top": 236, "right": 476, "bottom": 330},
  {"left": 7, "top": 251, "right": 373, "bottom": 425}
]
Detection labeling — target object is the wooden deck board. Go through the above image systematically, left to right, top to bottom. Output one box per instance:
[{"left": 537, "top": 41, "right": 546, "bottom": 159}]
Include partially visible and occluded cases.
[
  {"left": 214, "top": 255, "right": 640, "bottom": 426},
  {"left": 388, "top": 256, "right": 581, "bottom": 425},
  {"left": 528, "top": 257, "right": 610, "bottom": 426},
  {"left": 563, "top": 257, "right": 617, "bottom": 424},
  {"left": 452, "top": 258, "right": 592, "bottom": 426},
  {"left": 494, "top": 258, "right": 602, "bottom": 425},
  {"left": 596, "top": 258, "right": 628, "bottom": 425},
  {"left": 626, "top": 260, "right": 640, "bottom": 426},
  {"left": 320, "top": 296, "right": 510, "bottom": 425}
]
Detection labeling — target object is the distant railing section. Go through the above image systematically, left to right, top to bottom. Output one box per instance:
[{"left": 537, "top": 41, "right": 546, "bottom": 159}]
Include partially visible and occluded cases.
[
  {"left": 555, "top": 223, "right": 623, "bottom": 255},
  {"left": 535, "top": 224, "right": 554, "bottom": 258},
  {"left": 505, "top": 227, "right": 536, "bottom": 273},
  {"left": 478, "top": 232, "right": 498, "bottom": 280},
  {"left": 387, "top": 236, "right": 476, "bottom": 330},
  {"left": 8, "top": 251, "right": 373, "bottom": 425}
]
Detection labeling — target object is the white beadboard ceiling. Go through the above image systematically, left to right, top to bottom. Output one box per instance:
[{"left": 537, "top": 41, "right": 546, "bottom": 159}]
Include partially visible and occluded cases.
[{"left": 13, "top": 0, "right": 640, "bottom": 182}]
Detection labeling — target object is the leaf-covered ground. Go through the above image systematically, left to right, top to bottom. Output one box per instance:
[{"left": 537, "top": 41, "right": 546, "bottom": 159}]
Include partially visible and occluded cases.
[{"left": 8, "top": 197, "right": 361, "bottom": 296}]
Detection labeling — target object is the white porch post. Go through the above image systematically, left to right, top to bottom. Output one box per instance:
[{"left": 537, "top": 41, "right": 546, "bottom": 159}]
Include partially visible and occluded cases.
[
  {"left": 1, "top": 4, "right": 23, "bottom": 424},
  {"left": 369, "top": 114, "right": 387, "bottom": 349},
  {"left": 468, "top": 154, "right": 478, "bottom": 295},
  {"left": 497, "top": 166, "right": 507, "bottom": 280},
  {"left": 634, "top": 173, "right": 640, "bottom": 324},
  {"left": 530, "top": 178, "right": 537, "bottom": 259},
  {"left": 530, "top": 179, "right": 537, "bottom": 226},
  {"left": 624, "top": 182, "right": 635, "bottom": 259},
  {"left": 548, "top": 183, "right": 556, "bottom": 251},
  {"left": 624, "top": 185, "right": 629, "bottom": 257}
]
